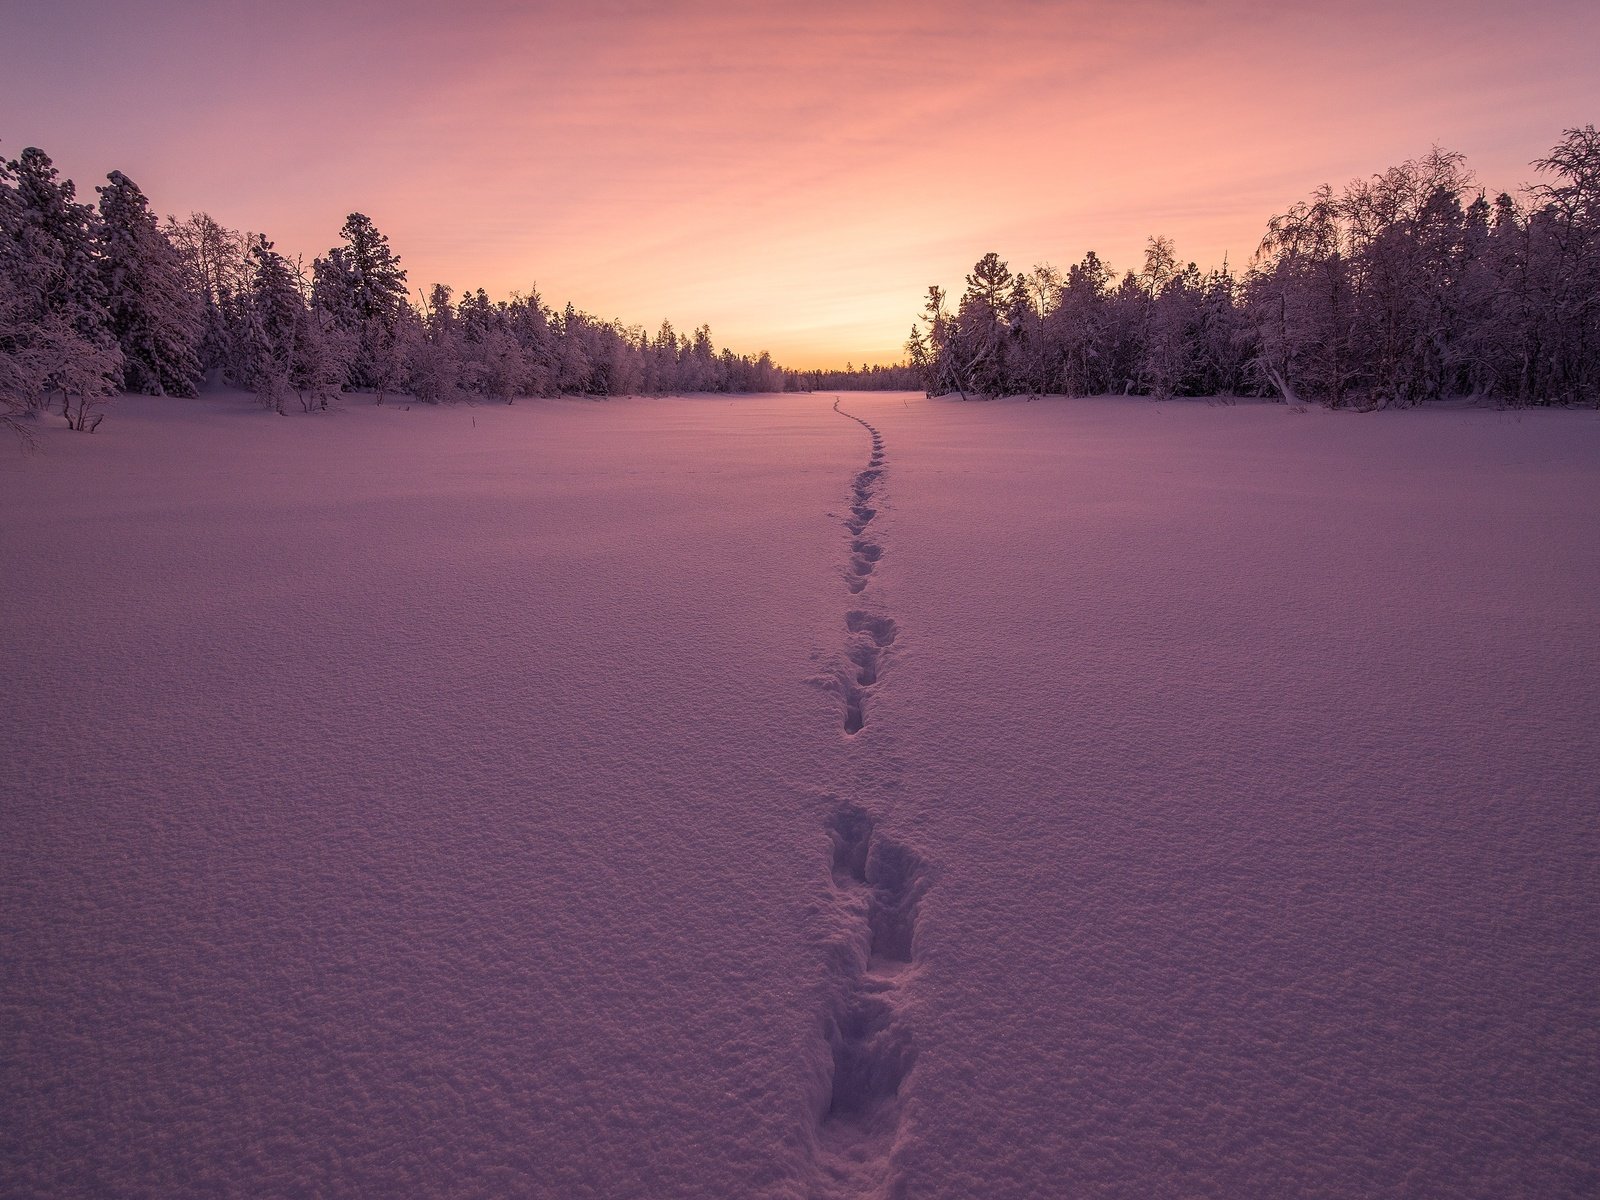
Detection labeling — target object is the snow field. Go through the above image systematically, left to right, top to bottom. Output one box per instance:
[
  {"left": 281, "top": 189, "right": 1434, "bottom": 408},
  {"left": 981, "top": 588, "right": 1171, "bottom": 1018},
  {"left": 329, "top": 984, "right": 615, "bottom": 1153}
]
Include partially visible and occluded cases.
[
  {"left": 4, "top": 390, "right": 1598, "bottom": 1198},
  {"left": 842, "top": 393, "right": 1600, "bottom": 1198}
]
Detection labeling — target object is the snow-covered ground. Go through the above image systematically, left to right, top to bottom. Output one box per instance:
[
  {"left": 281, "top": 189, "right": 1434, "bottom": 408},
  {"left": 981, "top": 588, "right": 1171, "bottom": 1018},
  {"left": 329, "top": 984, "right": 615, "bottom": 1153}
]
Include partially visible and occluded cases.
[{"left": 3, "top": 391, "right": 1597, "bottom": 1198}]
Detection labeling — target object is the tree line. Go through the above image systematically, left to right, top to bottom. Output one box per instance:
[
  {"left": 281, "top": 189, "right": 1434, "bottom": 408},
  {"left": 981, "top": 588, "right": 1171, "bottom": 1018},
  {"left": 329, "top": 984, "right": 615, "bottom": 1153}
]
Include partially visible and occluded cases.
[
  {"left": 9, "top": 128, "right": 1597, "bottom": 442},
  {"left": 909, "top": 128, "right": 1600, "bottom": 408},
  {"left": 1, "top": 144, "right": 810, "bottom": 438},
  {"left": 790, "top": 362, "right": 922, "bottom": 391}
]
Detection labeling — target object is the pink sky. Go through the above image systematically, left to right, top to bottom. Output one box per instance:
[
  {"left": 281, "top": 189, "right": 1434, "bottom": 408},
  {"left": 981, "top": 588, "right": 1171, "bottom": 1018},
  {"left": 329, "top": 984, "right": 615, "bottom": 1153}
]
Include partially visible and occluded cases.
[{"left": 6, "top": 0, "right": 1597, "bottom": 368}]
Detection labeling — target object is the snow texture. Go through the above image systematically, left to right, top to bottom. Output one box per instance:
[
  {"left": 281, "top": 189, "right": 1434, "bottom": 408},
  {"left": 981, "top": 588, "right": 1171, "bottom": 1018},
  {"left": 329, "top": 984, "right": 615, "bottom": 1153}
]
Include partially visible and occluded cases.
[{"left": 3, "top": 391, "right": 1598, "bottom": 1198}]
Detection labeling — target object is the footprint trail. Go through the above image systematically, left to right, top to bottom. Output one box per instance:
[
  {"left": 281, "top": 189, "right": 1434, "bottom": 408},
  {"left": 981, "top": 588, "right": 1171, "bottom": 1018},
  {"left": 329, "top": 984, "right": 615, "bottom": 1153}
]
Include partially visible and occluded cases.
[
  {"left": 808, "top": 399, "right": 928, "bottom": 1198},
  {"left": 832, "top": 399, "right": 892, "bottom": 737}
]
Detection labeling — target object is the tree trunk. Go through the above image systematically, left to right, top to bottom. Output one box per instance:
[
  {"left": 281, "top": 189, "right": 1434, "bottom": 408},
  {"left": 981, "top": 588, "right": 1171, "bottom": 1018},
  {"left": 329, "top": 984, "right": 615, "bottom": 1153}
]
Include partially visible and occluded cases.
[{"left": 1265, "top": 367, "right": 1299, "bottom": 405}]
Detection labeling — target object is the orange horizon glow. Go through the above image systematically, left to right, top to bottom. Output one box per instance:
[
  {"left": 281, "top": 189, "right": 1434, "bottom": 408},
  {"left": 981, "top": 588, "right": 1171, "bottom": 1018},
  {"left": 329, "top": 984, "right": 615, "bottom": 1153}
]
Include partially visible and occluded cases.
[{"left": 6, "top": 0, "right": 1598, "bottom": 370}]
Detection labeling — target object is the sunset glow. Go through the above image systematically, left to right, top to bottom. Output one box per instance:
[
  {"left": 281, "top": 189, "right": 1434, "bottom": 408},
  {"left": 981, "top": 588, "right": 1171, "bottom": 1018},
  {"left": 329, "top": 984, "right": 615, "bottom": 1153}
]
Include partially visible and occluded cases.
[{"left": 6, "top": 0, "right": 1597, "bottom": 366}]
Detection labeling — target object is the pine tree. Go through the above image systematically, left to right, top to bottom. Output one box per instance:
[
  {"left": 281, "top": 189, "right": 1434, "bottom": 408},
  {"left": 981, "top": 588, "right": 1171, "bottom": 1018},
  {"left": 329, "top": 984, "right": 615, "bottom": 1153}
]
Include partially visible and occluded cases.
[
  {"left": 1, "top": 147, "right": 122, "bottom": 417},
  {"left": 6, "top": 148, "right": 111, "bottom": 342},
  {"left": 0, "top": 150, "right": 30, "bottom": 428},
  {"left": 96, "top": 170, "right": 203, "bottom": 396},
  {"left": 313, "top": 213, "right": 408, "bottom": 390},
  {"left": 335, "top": 213, "right": 407, "bottom": 322},
  {"left": 241, "top": 235, "right": 303, "bottom": 411},
  {"left": 310, "top": 250, "right": 361, "bottom": 334},
  {"left": 1052, "top": 252, "right": 1114, "bottom": 396},
  {"left": 956, "top": 253, "right": 1014, "bottom": 397},
  {"left": 402, "top": 284, "right": 461, "bottom": 404},
  {"left": 505, "top": 289, "right": 554, "bottom": 395}
]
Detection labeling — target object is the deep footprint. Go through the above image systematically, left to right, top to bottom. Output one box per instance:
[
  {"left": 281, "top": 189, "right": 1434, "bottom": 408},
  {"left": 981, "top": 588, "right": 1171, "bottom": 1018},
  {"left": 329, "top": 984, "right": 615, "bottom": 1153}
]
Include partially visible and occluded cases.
[
  {"left": 846, "top": 611, "right": 897, "bottom": 646},
  {"left": 848, "top": 644, "right": 879, "bottom": 685},
  {"left": 843, "top": 687, "right": 865, "bottom": 734},
  {"left": 818, "top": 807, "right": 929, "bottom": 1131},
  {"left": 825, "top": 988, "right": 913, "bottom": 1119}
]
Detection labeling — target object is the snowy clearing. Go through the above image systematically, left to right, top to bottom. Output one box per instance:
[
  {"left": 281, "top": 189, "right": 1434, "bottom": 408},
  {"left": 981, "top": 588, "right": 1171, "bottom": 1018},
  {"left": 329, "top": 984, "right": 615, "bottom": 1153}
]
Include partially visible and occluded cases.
[{"left": 3, "top": 391, "right": 1598, "bottom": 1198}]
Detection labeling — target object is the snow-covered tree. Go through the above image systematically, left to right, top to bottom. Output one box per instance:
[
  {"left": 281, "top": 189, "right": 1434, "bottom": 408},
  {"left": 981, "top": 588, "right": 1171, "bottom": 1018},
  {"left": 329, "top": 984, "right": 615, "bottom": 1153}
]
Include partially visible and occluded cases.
[
  {"left": 1523, "top": 125, "right": 1600, "bottom": 404},
  {"left": 1, "top": 146, "right": 122, "bottom": 413},
  {"left": 1, "top": 147, "right": 121, "bottom": 428},
  {"left": 6, "top": 148, "right": 108, "bottom": 337},
  {"left": 97, "top": 170, "right": 203, "bottom": 396},
  {"left": 164, "top": 212, "right": 253, "bottom": 381},
  {"left": 313, "top": 212, "right": 408, "bottom": 389},
  {"left": 238, "top": 236, "right": 304, "bottom": 412},
  {"left": 956, "top": 252, "right": 1014, "bottom": 396},
  {"left": 1049, "top": 252, "right": 1114, "bottom": 396},
  {"left": 1141, "top": 257, "right": 1202, "bottom": 399},
  {"left": 1192, "top": 262, "right": 1249, "bottom": 396},
  {"left": 402, "top": 285, "right": 461, "bottom": 404},
  {"left": 907, "top": 285, "right": 965, "bottom": 398}
]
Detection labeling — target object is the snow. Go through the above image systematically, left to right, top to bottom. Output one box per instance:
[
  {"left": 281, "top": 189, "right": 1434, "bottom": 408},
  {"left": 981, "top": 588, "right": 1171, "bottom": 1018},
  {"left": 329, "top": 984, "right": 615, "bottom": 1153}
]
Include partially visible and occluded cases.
[{"left": 3, "top": 390, "right": 1598, "bottom": 1198}]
